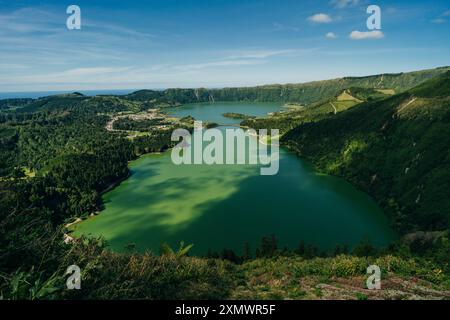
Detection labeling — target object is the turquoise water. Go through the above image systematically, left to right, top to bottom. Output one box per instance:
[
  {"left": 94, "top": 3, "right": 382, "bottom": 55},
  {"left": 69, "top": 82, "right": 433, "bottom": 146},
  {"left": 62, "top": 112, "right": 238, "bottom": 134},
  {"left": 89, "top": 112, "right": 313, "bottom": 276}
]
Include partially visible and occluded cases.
[{"left": 165, "top": 101, "right": 282, "bottom": 125}]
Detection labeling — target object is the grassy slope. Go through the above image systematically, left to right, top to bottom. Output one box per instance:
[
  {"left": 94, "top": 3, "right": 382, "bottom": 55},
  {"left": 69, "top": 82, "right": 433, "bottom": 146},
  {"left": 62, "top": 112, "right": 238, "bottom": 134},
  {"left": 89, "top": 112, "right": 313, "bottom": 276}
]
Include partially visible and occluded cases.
[
  {"left": 53, "top": 240, "right": 449, "bottom": 300},
  {"left": 232, "top": 255, "right": 449, "bottom": 300}
]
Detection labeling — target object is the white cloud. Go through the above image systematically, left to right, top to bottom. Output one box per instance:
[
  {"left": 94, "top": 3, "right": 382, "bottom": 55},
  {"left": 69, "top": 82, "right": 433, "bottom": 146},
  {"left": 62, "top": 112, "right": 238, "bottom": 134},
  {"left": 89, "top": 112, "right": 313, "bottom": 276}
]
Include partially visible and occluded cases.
[
  {"left": 330, "top": 0, "right": 359, "bottom": 9},
  {"left": 443, "top": 10, "right": 450, "bottom": 17},
  {"left": 308, "top": 13, "right": 332, "bottom": 24},
  {"left": 349, "top": 30, "right": 384, "bottom": 40},
  {"left": 326, "top": 32, "right": 337, "bottom": 39}
]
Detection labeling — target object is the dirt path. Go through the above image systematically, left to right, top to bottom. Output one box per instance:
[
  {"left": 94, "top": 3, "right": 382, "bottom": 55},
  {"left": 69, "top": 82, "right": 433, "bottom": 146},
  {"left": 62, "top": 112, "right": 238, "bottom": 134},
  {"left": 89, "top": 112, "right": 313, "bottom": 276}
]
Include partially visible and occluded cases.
[
  {"left": 377, "top": 74, "right": 384, "bottom": 87},
  {"left": 397, "top": 97, "right": 417, "bottom": 113},
  {"left": 330, "top": 102, "right": 337, "bottom": 114},
  {"left": 105, "top": 116, "right": 119, "bottom": 132},
  {"left": 65, "top": 217, "right": 82, "bottom": 229}
]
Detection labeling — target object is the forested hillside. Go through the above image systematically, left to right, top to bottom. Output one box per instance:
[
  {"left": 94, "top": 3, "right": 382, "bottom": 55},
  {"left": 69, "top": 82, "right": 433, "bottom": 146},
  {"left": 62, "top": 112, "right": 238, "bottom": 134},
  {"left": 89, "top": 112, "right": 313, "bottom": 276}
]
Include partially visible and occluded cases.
[
  {"left": 282, "top": 71, "right": 450, "bottom": 234},
  {"left": 241, "top": 85, "right": 393, "bottom": 134},
  {"left": 0, "top": 98, "right": 33, "bottom": 110}
]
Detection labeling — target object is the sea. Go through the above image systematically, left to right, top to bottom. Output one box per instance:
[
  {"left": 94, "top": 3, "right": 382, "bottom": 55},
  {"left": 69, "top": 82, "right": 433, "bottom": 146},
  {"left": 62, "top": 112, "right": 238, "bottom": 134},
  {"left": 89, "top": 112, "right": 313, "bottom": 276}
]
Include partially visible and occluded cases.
[{"left": 0, "top": 89, "right": 142, "bottom": 100}]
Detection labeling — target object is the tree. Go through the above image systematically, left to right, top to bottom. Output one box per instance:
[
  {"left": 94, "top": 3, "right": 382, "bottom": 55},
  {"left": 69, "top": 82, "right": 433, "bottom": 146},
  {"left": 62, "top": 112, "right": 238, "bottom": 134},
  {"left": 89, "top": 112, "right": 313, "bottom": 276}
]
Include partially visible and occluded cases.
[
  {"left": 353, "top": 237, "right": 376, "bottom": 257},
  {"left": 242, "top": 241, "right": 251, "bottom": 261},
  {"left": 296, "top": 241, "right": 306, "bottom": 256}
]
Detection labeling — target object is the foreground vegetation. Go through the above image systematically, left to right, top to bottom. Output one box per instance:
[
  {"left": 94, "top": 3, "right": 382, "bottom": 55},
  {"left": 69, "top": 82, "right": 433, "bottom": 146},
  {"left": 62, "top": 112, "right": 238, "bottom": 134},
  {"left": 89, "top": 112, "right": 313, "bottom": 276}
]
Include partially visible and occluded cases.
[
  {"left": 1, "top": 67, "right": 449, "bottom": 299},
  {"left": 1, "top": 233, "right": 449, "bottom": 300}
]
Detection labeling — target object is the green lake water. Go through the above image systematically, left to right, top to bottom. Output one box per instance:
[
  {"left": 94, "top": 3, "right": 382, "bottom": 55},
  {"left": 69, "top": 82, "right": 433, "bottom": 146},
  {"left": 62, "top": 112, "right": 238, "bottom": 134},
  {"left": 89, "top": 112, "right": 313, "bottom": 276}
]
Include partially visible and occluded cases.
[{"left": 73, "top": 102, "right": 397, "bottom": 254}]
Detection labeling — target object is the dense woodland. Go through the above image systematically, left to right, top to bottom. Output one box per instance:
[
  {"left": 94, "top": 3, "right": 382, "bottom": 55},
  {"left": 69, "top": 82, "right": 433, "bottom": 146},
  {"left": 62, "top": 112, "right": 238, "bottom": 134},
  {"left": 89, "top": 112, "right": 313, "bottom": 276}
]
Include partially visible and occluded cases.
[{"left": 0, "top": 67, "right": 449, "bottom": 299}]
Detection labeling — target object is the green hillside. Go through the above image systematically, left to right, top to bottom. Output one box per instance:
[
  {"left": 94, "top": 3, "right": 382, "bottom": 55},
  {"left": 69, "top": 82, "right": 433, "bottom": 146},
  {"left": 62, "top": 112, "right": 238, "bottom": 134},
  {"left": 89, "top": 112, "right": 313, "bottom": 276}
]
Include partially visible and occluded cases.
[
  {"left": 282, "top": 71, "right": 450, "bottom": 233},
  {"left": 240, "top": 85, "right": 393, "bottom": 134},
  {"left": 17, "top": 94, "right": 142, "bottom": 114},
  {"left": 0, "top": 98, "right": 33, "bottom": 110}
]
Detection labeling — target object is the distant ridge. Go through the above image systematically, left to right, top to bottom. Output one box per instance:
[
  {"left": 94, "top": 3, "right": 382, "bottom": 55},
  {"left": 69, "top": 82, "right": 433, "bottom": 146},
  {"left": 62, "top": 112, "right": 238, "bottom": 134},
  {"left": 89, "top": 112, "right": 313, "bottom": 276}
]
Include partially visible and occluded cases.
[
  {"left": 2, "top": 66, "right": 449, "bottom": 112},
  {"left": 125, "top": 66, "right": 450, "bottom": 105}
]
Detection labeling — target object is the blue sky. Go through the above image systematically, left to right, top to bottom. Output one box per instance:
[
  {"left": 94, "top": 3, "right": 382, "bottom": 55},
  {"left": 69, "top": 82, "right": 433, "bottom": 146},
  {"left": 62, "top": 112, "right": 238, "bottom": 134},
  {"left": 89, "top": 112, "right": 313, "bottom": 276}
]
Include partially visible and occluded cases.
[{"left": 0, "top": 0, "right": 449, "bottom": 92}]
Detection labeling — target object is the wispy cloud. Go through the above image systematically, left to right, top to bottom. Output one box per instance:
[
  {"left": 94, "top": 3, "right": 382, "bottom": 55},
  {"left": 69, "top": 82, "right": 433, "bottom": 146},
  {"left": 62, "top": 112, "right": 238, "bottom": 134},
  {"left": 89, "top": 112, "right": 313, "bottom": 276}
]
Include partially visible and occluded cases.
[
  {"left": 330, "top": 0, "right": 360, "bottom": 9},
  {"left": 0, "top": 6, "right": 161, "bottom": 76},
  {"left": 0, "top": 6, "right": 156, "bottom": 39},
  {"left": 0, "top": 7, "right": 61, "bottom": 34},
  {"left": 431, "top": 10, "right": 450, "bottom": 23},
  {"left": 308, "top": 13, "right": 332, "bottom": 24},
  {"left": 432, "top": 18, "right": 446, "bottom": 24},
  {"left": 83, "top": 20, "right": 156, "bottom": 39},
  {"left": 272, "top": 22, "right": 300, "bottom": 32},
  {"left": 349, "top": 30, "right": 384, "bottom": 40},
  {"left": 0, "top": 45, "right": 319, "bottom": 90},
  {"left": 162, "top": 47, "right": 318, "bottom": 73},
  {"left": 227, "top": 49, "right": 297, "bottom": 59},
  {"left": 173, "top": 59, "right": 265, "bottom": 71},
  {"left": 0, "top": 63, "right": 28, "bottom": 70},
  {"left": 3, "top": 67, "right": 133, "bottom": 84},
  {"left": 61, "top": 67, "right": 133, "bottom": 77}
]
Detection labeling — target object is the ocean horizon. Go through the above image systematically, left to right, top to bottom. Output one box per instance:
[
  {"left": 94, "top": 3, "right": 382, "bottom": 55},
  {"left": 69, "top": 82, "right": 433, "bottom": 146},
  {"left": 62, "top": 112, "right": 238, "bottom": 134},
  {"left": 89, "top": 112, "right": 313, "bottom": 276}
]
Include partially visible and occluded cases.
[{"left": 0, "top": 89, "right": 144, "bottom": 100}]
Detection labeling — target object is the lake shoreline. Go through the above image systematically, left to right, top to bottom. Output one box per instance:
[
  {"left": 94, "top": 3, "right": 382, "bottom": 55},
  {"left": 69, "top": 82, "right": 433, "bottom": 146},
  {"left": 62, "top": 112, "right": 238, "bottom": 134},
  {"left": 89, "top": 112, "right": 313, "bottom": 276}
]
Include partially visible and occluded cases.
[
  {"left": 72, "top": 102, "right": 397, "bottom": 253},
  {"left": 65, "top": 149, "right": 165, "bottom": 234}
]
